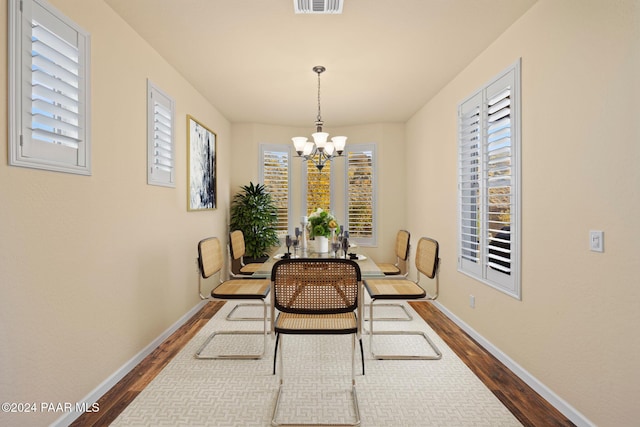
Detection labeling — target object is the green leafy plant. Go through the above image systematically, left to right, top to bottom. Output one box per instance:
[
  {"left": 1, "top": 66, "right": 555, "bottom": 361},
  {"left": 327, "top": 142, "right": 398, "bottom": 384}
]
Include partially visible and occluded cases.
[
  {"left": 230, "top": 182, "right": 280, "bottom": 258},
  {"left": 308, "top": 208, "right": 338, "bottom": 238}
]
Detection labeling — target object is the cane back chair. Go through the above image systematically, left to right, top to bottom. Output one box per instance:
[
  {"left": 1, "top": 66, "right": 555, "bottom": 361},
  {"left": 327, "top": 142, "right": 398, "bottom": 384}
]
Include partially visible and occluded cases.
[
  {"left": 369, "top": 229, "right": 414, "bottom": 322},
  {"left": 225, "top": 230, "right": 269, "bottom": 322},
  {"left": 195, "top": 237, "right": 269, "bottom": 359},
  {"left": 364, "top": 237, "right": 442, "bottom": 360},
  {"left": 270, "top": 258, "right": 363, "bottom": 427}
]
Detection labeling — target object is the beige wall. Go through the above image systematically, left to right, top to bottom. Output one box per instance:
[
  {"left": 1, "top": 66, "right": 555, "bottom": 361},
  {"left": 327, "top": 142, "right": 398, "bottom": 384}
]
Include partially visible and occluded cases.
[
  {"left": 0, "top": 0, "right": 231, "bottom": 425},
  {"left": 406, "top": 0, "right": 639, "bottom": 425},
  {"left": 231, "top": 122, "right": 406, "bottom": 262}
]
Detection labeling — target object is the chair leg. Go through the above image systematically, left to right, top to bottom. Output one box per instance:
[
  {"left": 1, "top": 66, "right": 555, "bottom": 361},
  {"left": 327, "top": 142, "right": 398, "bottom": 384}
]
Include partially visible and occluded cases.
[
  {"left": 195, "top": 299, "right": 268, "bottom": 360},
  {"left": 368, "top": 299, "right": 442, "bottom": 360},
  {"left": 227, "top": 302, "right": 271, "bottom": 321},
  {"left": 364, "top": 302, "right": 413, "bottom": 321},
  {"left": 271, "top": 333, "right": 361, "bottom": 427},
  {"left": 273, "top": 333, "right": 280, "bottom": 375},
  {"left": 359, "top": 338, "right": 365, "bottom": 375}
]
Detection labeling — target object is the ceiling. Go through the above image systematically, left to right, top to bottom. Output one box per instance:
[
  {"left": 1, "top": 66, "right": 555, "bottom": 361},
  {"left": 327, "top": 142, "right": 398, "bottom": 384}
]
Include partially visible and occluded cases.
[{"left": 104, "top": 0, "right": 536, "bottom": 128}]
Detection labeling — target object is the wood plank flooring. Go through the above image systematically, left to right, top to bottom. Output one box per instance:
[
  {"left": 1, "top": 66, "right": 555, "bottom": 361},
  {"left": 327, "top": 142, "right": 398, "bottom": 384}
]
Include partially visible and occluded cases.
[{"left": 71, "top": 301, "right": 574, "bottom": 426}]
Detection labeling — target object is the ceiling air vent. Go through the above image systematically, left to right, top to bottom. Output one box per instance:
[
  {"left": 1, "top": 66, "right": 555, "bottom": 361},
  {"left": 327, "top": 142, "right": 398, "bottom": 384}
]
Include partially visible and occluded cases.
[{"left": 294, "top": 0, "right": 344, "bottom": 14}]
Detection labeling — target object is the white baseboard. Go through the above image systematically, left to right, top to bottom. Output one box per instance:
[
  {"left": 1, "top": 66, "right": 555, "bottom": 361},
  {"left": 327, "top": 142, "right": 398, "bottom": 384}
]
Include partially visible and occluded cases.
[
  {"left": 51, "top": 300, "right": 208, "bottom": 427},
  {"left": 432, "top": 300, "right": 595, "bottom": 427}
]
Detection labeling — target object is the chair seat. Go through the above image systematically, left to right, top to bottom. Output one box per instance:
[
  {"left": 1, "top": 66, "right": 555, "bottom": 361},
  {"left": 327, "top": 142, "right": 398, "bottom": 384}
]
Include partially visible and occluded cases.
[
  {"left": 376, "top": 262, "right": 402, "bottom": 275},
  {"left": 239, "top": 263, "right": 263, "bottom": 274},
  {"left": 364, "top": 278, "right": 426, "bottom": 299},
  {"left": 212, "top": 279, "right": 269, "bottom": 299},
  {"left": 275, "top": 312, "right": 357, "bottom": 334}
]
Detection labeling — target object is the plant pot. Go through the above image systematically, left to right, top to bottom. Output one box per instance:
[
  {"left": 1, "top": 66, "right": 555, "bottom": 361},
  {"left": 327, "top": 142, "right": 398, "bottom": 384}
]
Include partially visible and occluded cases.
[
  {"left": 314, "top": 236, "right": 329, "bottom": 253},
  {"left": 243, "top": 256, "right": 269, "bottom": 264}
]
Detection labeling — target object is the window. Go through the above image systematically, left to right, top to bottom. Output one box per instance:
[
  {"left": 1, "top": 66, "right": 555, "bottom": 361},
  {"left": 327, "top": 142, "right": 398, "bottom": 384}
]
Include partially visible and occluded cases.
[
  {"left": 9, "top": 0, "right": 91, "bottom": 175},
  {"left": 457, "top": 59, "right": 521, "bottom": 299},
  {"left": 147, "top": 80, "right": 175, "bottom": 187},
  {"left": 260, "top": 144, "right": 291, "bottom": 235},
  {"left": 344, "top": 144, "right": 377, "bottom": 246},
  {"left": 304, "top": 159, "right": 332, "bottom": 215}
]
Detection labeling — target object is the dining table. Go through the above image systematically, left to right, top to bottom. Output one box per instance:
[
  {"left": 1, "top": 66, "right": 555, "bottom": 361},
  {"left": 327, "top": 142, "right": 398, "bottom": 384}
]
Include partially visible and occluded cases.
[{"left": 251, "top": 245, "right": 385, "bottom": 280}]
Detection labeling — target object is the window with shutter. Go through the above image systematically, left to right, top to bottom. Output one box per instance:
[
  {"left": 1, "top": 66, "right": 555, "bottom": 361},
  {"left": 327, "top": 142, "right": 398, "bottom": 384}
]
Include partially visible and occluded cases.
[
  {"left": 9, "top": 0, "right": 91, "bottom": 175},
  {"left": 457, "top": 60, "right": 521, "bottom": 299},
  {"left": 147, "top": 80, "right": 175, "bottom": 187},
  {"left": 260, "top": 144, "right": 291, "bottom": 235},
  {"left": 344, "top": 144, "right": 377, "bottom": 246},
  {"left": 305, "top": 159, "right": 332, "bottom": 215}
]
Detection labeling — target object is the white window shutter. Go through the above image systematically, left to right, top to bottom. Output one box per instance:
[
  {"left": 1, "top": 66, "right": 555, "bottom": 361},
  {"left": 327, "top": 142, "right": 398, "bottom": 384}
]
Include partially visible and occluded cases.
[
  {"left": 10, "top": 0, "right": 91, "bottom": 175},
  {"left": 458, "top": 60, "right": 520, "bottom": 299},
  {"left": 484, "top": 70, "right": 518, "bottom": 294},
  {"left": 147, "top": 80, "right": 175, "bottom": 187},
  {"left": 458, "top": 92, "right": 483, "bottom": 278},
  {"left": 344, "top": 144, "right": 377, "bottom": 246},
  {"left": 260, "top": 145, "right": 292, "bottom": 234},
  {"left": 306, "top": 158, "right": 332, "bottom": 214}
]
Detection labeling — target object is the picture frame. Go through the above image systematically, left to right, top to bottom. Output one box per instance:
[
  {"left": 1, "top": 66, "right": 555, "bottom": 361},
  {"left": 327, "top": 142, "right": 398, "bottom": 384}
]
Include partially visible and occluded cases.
[{"left": 187, "top": 115, "right": 217, "bottom": 211}]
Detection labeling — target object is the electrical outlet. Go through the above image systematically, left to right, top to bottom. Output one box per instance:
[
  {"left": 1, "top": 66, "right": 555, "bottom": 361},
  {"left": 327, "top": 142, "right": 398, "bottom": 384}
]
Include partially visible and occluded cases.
[
  {"left": 590, "top": 230, "right": 604, "bottom": 252},
  {"left": 469, "top": 295, "right": 475, "bottom": 308}
]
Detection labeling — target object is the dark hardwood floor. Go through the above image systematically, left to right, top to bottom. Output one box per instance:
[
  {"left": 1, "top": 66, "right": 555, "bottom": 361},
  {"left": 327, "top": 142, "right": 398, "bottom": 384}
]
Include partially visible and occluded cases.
[{"left": 71, "top": 301, "right": 574, "bottom": 427}]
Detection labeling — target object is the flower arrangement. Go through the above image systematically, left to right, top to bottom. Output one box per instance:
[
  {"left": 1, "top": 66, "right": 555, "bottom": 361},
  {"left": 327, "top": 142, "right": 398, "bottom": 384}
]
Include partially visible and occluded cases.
[{"left": 308, "top": 208, "right": 338, "bottom": 238}]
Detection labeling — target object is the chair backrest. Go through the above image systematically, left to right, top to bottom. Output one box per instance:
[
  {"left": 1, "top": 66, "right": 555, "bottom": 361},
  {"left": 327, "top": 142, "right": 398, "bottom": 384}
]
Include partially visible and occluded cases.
[
  {"left": 229, "top": 230, "right": 246, "bottom": 261},
  {"left": 395, "top": 230, "right": 411, "bottom": 261},
  {"left": 198, "top": 237, "right": 223, "bottom": 279},
  {"left": 415, "top": 237, "right": 439, "bottom": 279},
  {"left": 271, "top": 259, "right": 361, "bottom": 315}
]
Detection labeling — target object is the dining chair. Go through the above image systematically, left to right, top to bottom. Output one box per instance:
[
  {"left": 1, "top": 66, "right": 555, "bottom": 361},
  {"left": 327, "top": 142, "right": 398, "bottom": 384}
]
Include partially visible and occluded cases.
[
  {"left": 368, "top": 229, "right": 414, "bottom": 322},
  {"left": 375, "top": 229, "right": 411, "bottom": 277},
  {"left": 226, "top": 230, "right": 268, "bottom": 321},
  {"left": 229, "top": 230, "right": 264, "bottom": 277},
  {"left": 195, "top": 237, "right": 270, "bottom": 359},
  {"left": 364, "top": 237, "right": 442, "bottom": 360},
  {"left": 270, "top": 258, "right": 363, "bottom": 427}
]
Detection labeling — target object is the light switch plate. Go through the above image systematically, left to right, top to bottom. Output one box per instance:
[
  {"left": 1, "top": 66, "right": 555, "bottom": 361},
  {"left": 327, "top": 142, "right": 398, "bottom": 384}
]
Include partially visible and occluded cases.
[{"left": 590, "top": 230, "right": 604, "bottom": 252}]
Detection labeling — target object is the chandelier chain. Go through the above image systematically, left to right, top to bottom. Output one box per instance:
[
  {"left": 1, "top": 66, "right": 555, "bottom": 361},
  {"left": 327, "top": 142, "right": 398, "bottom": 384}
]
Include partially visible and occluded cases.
[{"left": 316, "top": 70, "right": 322, "bottom": 126}]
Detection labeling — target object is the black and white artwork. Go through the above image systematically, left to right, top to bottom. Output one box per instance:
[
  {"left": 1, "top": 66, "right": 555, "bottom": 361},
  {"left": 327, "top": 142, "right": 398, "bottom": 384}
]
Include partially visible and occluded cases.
[{"left": 187, "top": 115, "right": 216, "bottom": 211}]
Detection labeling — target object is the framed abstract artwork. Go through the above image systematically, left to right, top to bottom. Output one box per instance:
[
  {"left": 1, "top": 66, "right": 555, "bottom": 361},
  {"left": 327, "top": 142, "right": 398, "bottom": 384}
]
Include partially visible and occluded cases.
[{"left": 187, "top": 115, "right": 216, "bottom": 211}]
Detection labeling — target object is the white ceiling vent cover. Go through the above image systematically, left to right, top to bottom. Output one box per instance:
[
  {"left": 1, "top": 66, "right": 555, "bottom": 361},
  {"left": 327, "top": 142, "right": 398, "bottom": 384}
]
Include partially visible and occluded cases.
[{"left": 294, "top": 0, "right": 344, "bottom": 14}]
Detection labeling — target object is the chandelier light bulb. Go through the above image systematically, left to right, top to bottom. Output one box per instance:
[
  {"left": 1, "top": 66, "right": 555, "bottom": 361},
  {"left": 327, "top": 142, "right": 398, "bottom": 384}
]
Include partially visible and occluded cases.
[
  {"left": 331, "top": 136, "right": 347, "bottom": 154},
  {"left": 292, "top": 137, "right": 308, "bottom": 155}
]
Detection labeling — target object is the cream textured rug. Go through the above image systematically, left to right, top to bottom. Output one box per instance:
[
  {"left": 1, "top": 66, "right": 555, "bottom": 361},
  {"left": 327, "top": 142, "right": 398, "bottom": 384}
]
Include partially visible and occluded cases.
[{"left": 112, "top": 302, "right": 521, "bottom": 426}]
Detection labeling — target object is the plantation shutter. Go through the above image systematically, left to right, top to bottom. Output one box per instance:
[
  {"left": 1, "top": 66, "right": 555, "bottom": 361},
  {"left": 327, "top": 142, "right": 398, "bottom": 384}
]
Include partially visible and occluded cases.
[
  {"left": 16, "top": 0, "right": 90, "bottom": 174},
  {"left": 457, "top": 60, "right": 520, "bottom": 299},
  {"left": 484, "top": 71, "right": 516, "bottom": 291},
  {"left": 147, "top": 81, "right": 175, "bottom": 187},
  {"left": 458, "top": 92, "right": 482, "bottom": 277},
  {"left": 345, "top": 145, "right": 376, "bottom": 245},
  {"left": 261, "top": 147, "right": 291, "bottom": 234},
  {"left": 306, "top": 160, "right": 331, "bottom": 214}
]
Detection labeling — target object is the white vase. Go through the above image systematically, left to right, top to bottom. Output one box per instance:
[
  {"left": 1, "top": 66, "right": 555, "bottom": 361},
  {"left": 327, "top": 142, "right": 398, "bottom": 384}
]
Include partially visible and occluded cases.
[{"left": 314, "top": 236, "right": 329, "bottom": 253}]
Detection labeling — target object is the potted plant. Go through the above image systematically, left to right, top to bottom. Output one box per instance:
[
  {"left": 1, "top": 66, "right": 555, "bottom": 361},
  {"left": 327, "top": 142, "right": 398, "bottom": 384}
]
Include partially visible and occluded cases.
[
  {"left": 229, "top": 182, "right": 280, "bottom": 261},
  {"left": 308, "top": 208, "right": 338, "bottom": 253}
]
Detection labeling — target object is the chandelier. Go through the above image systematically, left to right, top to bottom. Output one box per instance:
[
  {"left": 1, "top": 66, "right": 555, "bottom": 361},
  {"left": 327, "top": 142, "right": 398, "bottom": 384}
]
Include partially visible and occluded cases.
[{"left": 292, "top": 65, "right": 347, "bottom": 171}]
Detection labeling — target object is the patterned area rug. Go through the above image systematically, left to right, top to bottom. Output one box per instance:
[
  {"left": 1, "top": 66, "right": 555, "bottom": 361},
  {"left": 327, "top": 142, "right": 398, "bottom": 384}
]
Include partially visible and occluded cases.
[{"left": 112, "top": 302, "right": 521, "bottom": 426}]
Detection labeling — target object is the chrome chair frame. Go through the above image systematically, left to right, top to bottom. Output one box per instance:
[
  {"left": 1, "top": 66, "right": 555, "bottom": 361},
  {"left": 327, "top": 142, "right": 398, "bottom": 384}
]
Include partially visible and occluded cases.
[
  {"left": 195, "top": 237, "right": 269, "bottom": 360},
  {"left": 364, "top": 237, "right": 442, "bottom": 360}
]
